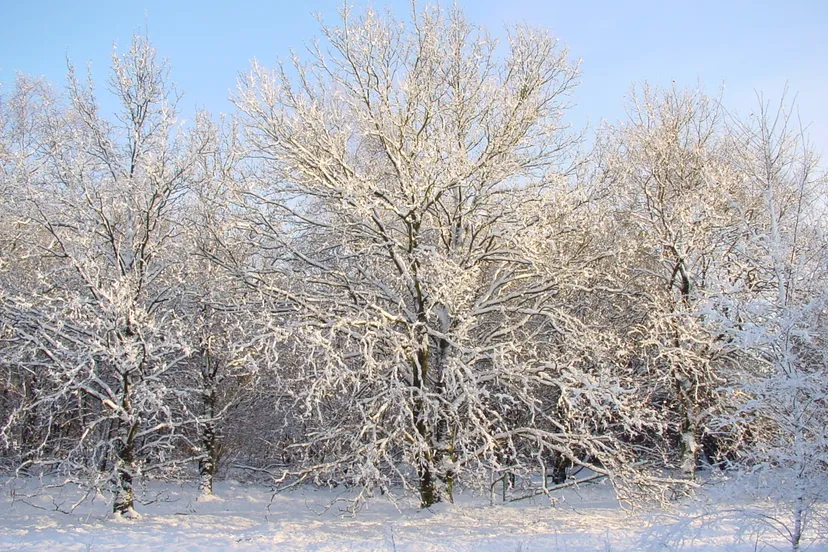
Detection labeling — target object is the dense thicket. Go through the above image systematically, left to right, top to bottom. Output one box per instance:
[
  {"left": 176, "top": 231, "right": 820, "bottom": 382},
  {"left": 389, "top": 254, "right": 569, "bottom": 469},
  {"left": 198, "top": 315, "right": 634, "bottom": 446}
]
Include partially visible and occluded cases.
[{"left": 0, "top": 6, "right": 825, "bottom": 546}]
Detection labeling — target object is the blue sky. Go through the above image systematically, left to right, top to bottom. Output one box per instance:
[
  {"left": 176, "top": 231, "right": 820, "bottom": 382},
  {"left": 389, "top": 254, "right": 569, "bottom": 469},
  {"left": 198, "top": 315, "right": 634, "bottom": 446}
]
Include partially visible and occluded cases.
[{"left": 2, "top": 1, "right": 826, "bottom": 152}]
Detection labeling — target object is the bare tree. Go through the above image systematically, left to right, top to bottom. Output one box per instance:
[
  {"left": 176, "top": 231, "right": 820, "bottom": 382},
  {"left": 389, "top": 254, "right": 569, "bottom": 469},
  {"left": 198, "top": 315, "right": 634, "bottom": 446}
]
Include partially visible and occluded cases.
[
  {"left": 233, "top": 5, "right": 676, "bottom": 507},
  {"left": 0, "top": 36, "right": 209, "bottom": 517},
  {"left": 0, "top": 75, "right": 64, "bottom": 471},
  {"left": 598, "top": 84, "right": 752, "bottom": 476},
  {"left": 715, "top": 92, "right": 828, "bottom": 552},
  {"left": 178, "top": 112, "right": 283, "bottom": 496}
]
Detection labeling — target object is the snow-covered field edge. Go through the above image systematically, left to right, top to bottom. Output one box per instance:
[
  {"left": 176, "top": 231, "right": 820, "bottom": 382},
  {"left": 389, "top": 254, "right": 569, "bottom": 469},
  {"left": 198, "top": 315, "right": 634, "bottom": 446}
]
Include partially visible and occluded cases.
[{"left": 1, "top": 475, "right": 826, "bottom": 551}]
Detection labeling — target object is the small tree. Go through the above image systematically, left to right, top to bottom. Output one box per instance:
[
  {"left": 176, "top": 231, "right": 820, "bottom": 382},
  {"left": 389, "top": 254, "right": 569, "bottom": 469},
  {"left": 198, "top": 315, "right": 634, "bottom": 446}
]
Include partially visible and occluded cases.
[
  {"left": 0, "top": 36, "right": 208, "bottom": 517},
  {"left": 0, "top": 75, "right": 63, "bottom": 467},
  {"left": 598, "top": 85, "right": 751, "bottom": 476},
  {"left": 715, "top": 93, "right": 828, "bottom": 552},
  {"left": 178, "top": 114, "right": 279, "bottom": 496}
]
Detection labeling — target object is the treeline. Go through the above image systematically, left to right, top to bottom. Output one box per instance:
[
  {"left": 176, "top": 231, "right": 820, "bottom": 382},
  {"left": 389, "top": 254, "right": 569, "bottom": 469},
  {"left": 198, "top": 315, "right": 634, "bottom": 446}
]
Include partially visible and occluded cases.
[{"left": 0, "top": 5, "right": 825, "bottom": 545}]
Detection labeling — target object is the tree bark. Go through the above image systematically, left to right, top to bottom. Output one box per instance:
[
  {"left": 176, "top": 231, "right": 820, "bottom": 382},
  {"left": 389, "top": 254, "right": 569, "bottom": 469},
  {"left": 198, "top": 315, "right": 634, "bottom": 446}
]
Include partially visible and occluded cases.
[
  {"left": 432, "top": 333, "right": 455, "bottom": 501},
  {"left": 412, "top": 343, "right": 438, "bottom": 508},
  {"left": 113, "top": 371, "right": 139, "bottom": 517},
  {"left": 676, "top": 374, "right": 698, "bottom": 477},
  {"left": 198, "top": 391, "right": 218, "bottom": 497},
  {"left": 113, "top": 420, "right": 138, "bottom": 517}
]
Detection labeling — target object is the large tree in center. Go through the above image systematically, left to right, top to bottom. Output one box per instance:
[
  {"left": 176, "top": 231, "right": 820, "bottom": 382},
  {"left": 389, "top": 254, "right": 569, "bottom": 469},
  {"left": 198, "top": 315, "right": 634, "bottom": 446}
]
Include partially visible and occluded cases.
[{"left": 235, "top": 5, "right": 664, "bottom": 507}]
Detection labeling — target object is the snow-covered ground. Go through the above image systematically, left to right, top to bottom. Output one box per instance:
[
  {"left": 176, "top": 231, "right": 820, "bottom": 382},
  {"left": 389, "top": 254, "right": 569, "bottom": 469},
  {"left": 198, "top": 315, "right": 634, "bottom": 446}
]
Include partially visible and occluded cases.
[{"left": 1, "top": 476, "right": 825, "bottom": 551}]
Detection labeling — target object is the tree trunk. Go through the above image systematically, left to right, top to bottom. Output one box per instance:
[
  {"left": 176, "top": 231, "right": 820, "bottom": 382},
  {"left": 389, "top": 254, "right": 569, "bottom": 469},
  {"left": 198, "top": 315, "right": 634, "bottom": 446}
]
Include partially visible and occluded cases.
[
  {"left": 670, "top": 258, "right": 699, "bottom": 477},
  {"left": 432, "top": 334, "right": 455, "bottom": 502},
  {"left": 412, "top": 341, "right": 439, "bottom": 508},
  {"left": 197, "top": 345, "right": 220, "bottom": 497},
  {"left": 113, "top": 371, "right": 139, "bottom": 518},
  {"left": 676, "top": 375, "right": 698, "bottom": 477},
  {"left": 198, "top": 390, "right": 218, "bottom": 497},
  {"left": 434, "top": 416, "right": 455, "bottom": 500},
  {"left": 113, "top": 421, "right": 139, "bottom": 517},
  {"left": 417, "top": 453, "right": 438, "bottom": 508},
  {"left": 550, "top": 453, "right": 570, "bottom": 485},
  {"left": 791, "top": 493, "right": 803, "bottom": 552}
]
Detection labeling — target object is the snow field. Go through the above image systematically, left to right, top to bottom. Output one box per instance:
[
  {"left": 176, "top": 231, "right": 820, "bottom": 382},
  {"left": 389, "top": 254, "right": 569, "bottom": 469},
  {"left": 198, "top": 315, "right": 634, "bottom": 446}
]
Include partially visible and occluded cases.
[{"left": 2, "top": 477, "right": 824, "bottom": 551}]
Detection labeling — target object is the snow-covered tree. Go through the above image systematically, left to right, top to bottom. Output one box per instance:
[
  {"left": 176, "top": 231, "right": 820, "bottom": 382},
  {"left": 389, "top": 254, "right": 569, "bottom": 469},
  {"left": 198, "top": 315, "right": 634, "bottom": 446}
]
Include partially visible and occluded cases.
[
  {"left": 233, "top": 5, "right": 679, "bottom": 507},
  {"left": 4, "top": 6, "right": 825, "bottom": 527},
  {"left": 0, "top": 36, "right": 209, "bottom": 517},
  {"left": 0, "top": 75, "right": 73, "bottom": 470},
  {"left": 598, "top": 85, "right": 751, "bottom": 476},
  {"left": 713, "top": 93, "right": 828, "bottom": 551},
  {"left": 177, "top": 113, "right": 285, "bottom": 496}
]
